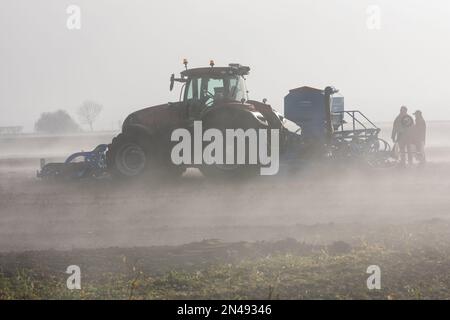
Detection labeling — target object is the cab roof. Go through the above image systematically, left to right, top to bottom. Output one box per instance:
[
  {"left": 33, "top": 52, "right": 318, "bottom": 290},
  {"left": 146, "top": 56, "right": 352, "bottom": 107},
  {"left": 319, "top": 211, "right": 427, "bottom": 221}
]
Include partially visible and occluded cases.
[{"left": 181, "top": 64, "right": 250, "bottom": 78}]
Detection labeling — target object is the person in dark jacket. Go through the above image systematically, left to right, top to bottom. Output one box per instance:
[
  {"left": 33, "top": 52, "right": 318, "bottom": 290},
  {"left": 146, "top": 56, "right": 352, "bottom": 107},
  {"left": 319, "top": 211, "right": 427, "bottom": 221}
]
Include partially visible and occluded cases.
[
  {"left": 392, "top": 106, "right": 414, "bottom": 166},
  {"left": 413, "top": 110, "right": 426, "bottom": 164}
]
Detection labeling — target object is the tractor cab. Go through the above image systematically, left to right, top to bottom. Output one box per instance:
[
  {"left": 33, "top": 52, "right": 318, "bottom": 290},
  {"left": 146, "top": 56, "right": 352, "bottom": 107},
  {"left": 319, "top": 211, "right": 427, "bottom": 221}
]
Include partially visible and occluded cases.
[{"left": 170, "top": 61, "right": 250, "bottom": 119}]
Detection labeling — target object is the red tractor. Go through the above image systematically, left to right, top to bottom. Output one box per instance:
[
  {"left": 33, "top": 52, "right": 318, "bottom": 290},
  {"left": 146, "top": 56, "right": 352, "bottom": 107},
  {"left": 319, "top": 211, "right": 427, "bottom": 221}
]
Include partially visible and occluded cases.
[{"left": 106, "top": 62, "right": 298, "bottom": 179}]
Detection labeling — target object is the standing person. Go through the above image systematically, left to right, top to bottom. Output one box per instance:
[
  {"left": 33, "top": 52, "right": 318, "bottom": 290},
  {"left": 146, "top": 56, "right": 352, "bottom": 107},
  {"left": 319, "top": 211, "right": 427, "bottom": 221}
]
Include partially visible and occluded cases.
[
  {"left": 392, "top": 106, "right": 414, "bottom": 166},
  {"left": 413, "top": 110, "right": 426, "bottom": 165}
]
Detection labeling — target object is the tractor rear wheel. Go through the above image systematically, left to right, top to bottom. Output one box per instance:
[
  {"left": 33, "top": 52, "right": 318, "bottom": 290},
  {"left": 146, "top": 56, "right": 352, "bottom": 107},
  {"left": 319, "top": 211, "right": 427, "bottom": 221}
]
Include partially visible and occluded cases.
[{"left": 199, "top": 110, "right": 264, "bottom": 179}]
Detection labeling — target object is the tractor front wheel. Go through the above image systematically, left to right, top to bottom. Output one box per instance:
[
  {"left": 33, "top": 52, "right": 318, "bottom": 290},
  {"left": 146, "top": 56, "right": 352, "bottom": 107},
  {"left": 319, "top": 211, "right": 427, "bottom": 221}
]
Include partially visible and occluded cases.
[
  {"left": 106, "top": 133, "right": 152, "bottom": 179},
  {"left": 106, "top": 133, "right": 185, "bottom": 180}
]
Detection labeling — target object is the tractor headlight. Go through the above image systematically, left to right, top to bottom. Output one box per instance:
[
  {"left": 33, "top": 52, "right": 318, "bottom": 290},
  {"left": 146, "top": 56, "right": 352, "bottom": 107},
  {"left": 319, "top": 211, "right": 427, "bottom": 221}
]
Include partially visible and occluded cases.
[
  {"left": 250, "top": 111, "right": 268, "bottom": 126},
  {"left": 283, "top": 118, "right": 302, "bottom": 136}
]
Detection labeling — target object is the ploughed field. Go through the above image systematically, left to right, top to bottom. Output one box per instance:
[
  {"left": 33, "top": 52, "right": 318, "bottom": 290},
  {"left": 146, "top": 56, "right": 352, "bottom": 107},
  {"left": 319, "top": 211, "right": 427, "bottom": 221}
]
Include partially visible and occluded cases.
[{"left": 1, "top": 122, "right": 450, "bottom": 299}]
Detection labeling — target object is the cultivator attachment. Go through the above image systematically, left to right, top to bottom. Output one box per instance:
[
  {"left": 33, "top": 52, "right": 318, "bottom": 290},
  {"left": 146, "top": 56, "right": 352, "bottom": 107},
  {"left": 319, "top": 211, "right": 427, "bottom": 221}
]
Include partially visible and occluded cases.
[
  {"left": 284, "top": 87, "right": 397, "bottom": 169},
  {"left": 331, "top": 111, "right": 396, "bottom": 168},
  {"left": 37, "top": 144, "right": 108, "bottom": 180}
]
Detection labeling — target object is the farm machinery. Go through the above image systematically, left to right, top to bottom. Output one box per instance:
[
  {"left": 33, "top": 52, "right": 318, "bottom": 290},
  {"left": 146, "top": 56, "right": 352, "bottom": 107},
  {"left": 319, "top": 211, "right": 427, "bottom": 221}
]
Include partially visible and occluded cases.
[
  {"left": 37, "top": 62, "right": 395, "bottom": 180},
  {"left": 283, "top": 86, "right": 393, "bottom": 168},
  {"left": 37, "top": 144, "right": 108, "bottom": 180}
]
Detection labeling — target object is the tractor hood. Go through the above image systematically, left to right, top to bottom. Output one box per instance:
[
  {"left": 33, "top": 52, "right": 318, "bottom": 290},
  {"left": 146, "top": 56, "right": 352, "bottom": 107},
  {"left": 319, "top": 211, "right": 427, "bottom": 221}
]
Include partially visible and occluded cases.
[
  {"left": 121, "top": 100, "right": 285, "bottom": 135},
  {"left": 122, "top": 101, "right": 259, "bottom": 132},
  {"left": 122, "top": 103, "right": 187, "bottom": 133}
]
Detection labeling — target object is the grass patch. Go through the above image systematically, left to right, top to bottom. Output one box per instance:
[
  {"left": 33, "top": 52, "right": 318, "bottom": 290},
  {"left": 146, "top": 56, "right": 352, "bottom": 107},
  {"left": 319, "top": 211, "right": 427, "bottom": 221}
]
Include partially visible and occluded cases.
[{"left": 1, "top": 243, "right": 450, "bottom": 299}]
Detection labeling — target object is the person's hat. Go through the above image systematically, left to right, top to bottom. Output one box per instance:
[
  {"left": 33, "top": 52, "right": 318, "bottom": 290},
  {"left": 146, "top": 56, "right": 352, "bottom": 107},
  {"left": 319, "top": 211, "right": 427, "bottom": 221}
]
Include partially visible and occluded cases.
[{"left": 413, "top": 110, "right": 422, "bottom": 115}]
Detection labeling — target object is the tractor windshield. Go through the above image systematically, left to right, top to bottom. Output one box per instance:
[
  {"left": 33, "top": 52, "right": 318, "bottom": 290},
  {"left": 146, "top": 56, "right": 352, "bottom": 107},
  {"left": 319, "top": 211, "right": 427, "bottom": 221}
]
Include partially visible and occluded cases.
[{"left": 185, "top": 75, "right": 247, "bottom": 106}]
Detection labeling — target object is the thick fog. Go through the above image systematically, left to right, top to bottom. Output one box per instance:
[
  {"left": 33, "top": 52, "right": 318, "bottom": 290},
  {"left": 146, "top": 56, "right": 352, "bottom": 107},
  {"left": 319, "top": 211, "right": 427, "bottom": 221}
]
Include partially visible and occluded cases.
[{"left": 1, "top": 0, "right": 450, "bottom": 132}]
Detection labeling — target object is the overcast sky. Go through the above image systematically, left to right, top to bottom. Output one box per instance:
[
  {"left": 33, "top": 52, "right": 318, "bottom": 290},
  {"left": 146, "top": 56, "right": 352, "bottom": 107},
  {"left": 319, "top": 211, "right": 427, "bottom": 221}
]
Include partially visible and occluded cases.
[{"left": 1, "top": 0, "right": 449, "bottom": 131}]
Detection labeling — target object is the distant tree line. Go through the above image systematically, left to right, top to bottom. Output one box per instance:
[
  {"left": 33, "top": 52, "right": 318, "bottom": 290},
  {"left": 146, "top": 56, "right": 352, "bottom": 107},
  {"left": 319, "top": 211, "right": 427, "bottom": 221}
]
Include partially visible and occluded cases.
[
  {"left": 34, "top": 101, "right": 103, "bottom": 134},
  {"left": 34, "top": 110, "right": 80, "bottom": 134},
  {"left": 0, "top": 126, "right": 23, "bottom": 135}
]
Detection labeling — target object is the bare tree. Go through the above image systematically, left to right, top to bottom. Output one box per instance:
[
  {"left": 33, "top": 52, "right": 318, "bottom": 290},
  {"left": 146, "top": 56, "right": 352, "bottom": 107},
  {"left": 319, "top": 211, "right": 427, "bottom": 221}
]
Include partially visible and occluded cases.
[{"left": 77, "top": 100, "right": 103, "bottom": 131}]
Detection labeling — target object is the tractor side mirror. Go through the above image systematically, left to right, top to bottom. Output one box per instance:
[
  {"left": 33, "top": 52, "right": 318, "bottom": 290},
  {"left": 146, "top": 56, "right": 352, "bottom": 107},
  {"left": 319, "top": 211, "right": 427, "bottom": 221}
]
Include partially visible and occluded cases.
[{"left": 170, "top": 74, "right": 175, "bottom": 91}]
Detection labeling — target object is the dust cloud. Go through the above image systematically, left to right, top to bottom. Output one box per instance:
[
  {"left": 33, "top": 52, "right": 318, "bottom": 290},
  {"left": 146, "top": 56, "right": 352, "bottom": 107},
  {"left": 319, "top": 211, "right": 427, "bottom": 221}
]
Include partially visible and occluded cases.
[{"left": 1, "top": 121, "right": 449, "bottom": 252}]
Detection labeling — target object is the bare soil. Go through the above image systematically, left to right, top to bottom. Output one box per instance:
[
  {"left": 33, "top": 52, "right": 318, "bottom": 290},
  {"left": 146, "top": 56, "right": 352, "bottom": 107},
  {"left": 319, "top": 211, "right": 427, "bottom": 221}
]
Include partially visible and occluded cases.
[{"left": 1, "top": 127, "right": 450, "bottom": 299}]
